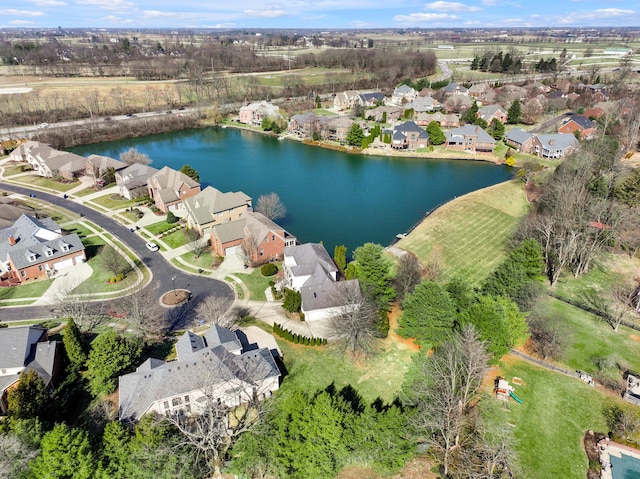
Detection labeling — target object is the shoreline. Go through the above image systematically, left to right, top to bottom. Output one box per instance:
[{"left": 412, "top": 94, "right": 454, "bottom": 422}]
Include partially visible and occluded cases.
[{"left": 220, "top": 121, "right": 506, "bottom": 166}]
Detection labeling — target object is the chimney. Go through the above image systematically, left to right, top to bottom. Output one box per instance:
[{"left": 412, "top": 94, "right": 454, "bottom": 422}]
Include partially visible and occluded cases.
[{"left": 8, "top": 235, "right": 16, "bottom": 246}]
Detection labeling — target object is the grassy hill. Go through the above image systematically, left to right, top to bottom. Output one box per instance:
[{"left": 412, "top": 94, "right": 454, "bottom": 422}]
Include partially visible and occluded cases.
[{"left": 396, "top": 179, "right": 530, "bottom": 286}]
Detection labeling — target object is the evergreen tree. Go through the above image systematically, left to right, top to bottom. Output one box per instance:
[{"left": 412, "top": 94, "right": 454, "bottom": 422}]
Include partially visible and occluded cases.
[
  {"left": 507, "top": 99, "right": 522, "bottom": 124},
  {"left": 462, "top": 101, "right": 479, "bottom": 124},
  {"left": 487, "top": 117, "right": 505, "bottom": 140},
  {"left": 426, "top": 120, "right": 446, "bottom": 145},
  {"left": 346, "top": 124, "right": 364, "bottom": 147},
  {"left": 179, "top": 164, "right": 200, "bottom": 182},
  {"left": 333, "top": 244, "right": 347, "bottom": 271},
  {"left": 399, "top": 280, "right": 456, "bottom": 345},
  {"left": 282, "top": 288, "right": 302, "bottom": 313},
  {"left": 62, "top": 318, "right": 87, "bottom": 370},
  {"left": 86, "top": 331, "right": 142, "bottom": 396},
  {"left": 7, "top": 370, "right": 50, "bottom": 420},
  {"left": 28, "top": 423, "right": 96, "bottom": 479}
]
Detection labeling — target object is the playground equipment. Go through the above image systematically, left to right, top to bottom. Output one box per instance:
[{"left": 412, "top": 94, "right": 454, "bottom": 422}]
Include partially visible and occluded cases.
[{"left": 495, "top": 378, "right": 523, "bottom": 404}]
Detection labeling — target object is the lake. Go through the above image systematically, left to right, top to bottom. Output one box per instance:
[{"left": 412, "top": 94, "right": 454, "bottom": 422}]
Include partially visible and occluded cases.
[{"left": 70, "top": 127, "right": 514, "bottom": 255}]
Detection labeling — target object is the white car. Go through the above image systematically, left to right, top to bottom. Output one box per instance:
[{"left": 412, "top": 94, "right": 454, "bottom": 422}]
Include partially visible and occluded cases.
[
  {"left": 38, "top": 122, "right": 49, "bottom": 129},
  {"left": 145, "top": 242, "right": 159, "bottom": 252}
]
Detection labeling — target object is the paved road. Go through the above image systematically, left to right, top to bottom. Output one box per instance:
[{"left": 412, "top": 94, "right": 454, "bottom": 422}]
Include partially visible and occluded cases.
[{"left": 0, "top": 183, "right": 234, "bottom": 328}]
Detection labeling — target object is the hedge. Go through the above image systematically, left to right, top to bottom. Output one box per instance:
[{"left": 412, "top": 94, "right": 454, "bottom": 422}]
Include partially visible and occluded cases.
[{"left": 272, "top": 322, "right": 327, "bottom": 346}]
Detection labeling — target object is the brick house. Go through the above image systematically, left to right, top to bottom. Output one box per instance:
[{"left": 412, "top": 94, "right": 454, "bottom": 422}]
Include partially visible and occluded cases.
[
  {"left": 238, "top": 101, "right": 281, "bottom": 126},
  {"left": 477, "top": 104, "right": 508, "bottom": 124},
  {"left": 366, "top": 106, "right": 402, "bottom": 123},
  {"left": 288, "top": 112, "right": 325, "bottom": 139},
  {"left": 558, "top": 115, "right": 597, "bottom": 139},
  {"left": 322, "top": 117, "right": 354, "bottom": 143},
  {"left": 387, "top": 121, "right": 429, "bottom": 150},
  {"left": 444, "top": 124, "right": 495, "bottom": 153},
  {"left": 505, "top": 129, "right": 579, "bottom": 159},
  {"left": 115, "top": 163, "right": 159, "bottom": 200},
  {"left": 147, "top": 166, "right": 201, "bottom": 214},
  {"left": 183, "top": 186, "right": 252, "bottom": 236},
  {"left": 210, "top": 212, "right": 296, "bottom": 264},
  {"left": 0, "top": 214, "right": 85, "bottom": 284}
]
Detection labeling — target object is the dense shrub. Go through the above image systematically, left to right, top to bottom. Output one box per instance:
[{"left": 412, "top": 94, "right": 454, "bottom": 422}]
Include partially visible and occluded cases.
[{"left": 261, "top": 263, "right": 278, "bottom": 276}]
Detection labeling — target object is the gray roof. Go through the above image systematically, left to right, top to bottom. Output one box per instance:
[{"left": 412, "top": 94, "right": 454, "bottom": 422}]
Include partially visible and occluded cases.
[
  {"left": 477, "top": 104, "right": 506, "bottom": 120},
  {"left": 563, "top": 115, "right": 596, "bottom": 129},
  {"left": 445, "top": 124, "right": 496, "bottom": 144},
  {"left": 505, "top": 128, "right": 533, "bottom": 145},
  {"left": 535, "top": 133, "right": 579, "bottom": 151},
  {"left": 86, "top": 154, "right": 127, "bottom": 173},
  {"left": 150, "top": 166, "right": 200, "bottom": 203},
  {"left": 184, "top": 186, "right": 251, "bottom": 227},
  {"left": 0, "top": 200, "right": 34, "bottom": 229},
  {"left": 211, "top": 212, "right": 294, "bottom": 246},
  {"left": 0, "top": 214, "right": 84, "bottom": 270},
  {"left": 211, "top": 219, "right": 248, "bottom": 244},
  {"left": 284, "top": 243, "right": 338, "bottom": 279},
  {"left": 301, "top": 278, "right": 361, "bottom": 313},
  {"left": 0, "top": 326, "right": 59, "bottom": 392},
  {"left": 118, "top": 326, "right": 280, "bottom": 422}
]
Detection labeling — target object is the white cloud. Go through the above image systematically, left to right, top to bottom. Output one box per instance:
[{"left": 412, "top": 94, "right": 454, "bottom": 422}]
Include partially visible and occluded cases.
[
  {"left": 26, "top": 0, "right": 67, "bottom": 6},
  {"left": 76, "top": 0, "right": 134, "bottom": 10},
  {"left": 481, "top": 0, "right": 497, "bottom": 5},
  {"left": 425, "top": 1, "right": 481, "bottom": 12},
  {"left": 244, "top": 8, "right": 287, "bottom": 17},
  {"left": 0, "top": 9, "right": 45, "bottom": 16},
  {"left": 143, "top": 10, "right": 184, "bottom": 18},
  {"left": 394, "top": 12, "right": 458, "bottom": 23},
  {"left": 102, "top": 15, "right": 133, "bottom": 23},
  {"left": 9, "top": 19, "right": 37, "bottom": 24}
]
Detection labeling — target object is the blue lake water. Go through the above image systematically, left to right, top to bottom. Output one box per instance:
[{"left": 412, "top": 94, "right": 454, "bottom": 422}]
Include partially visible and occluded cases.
[{"left": 70, "top": 127, "right": 514, "bottom": 255}]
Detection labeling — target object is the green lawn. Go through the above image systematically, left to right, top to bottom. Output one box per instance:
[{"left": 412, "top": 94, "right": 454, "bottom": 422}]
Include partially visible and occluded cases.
[
  {"left": 2, "top": 164, "right": 29, "bottom": 176},
  {"left": 12, "top": 174, "right": 80, "bottom": 192},
  {"left": 397, "top": 180, "right": 530, "bottom": 286},
  {"left": 73, "top": 187, "right": 97, "bottom": 197},
  {"left": 89, "top": 193, "right": 137, "bottom": 210},
  {"left": 145, "top": 219, "right": 177, "bottom": 235},
  {"left": 162, "top": 229, "right": 190, "bottom": 249},
  {"left": 178, "top": 250, "right": 221, "bottom": 270},
  {"left": 72, "top": 252, "right": 139, "bottom": 294},
  {"left": 235, "top": 269, "right": 276, "bottom": 301},
  {"left": 0, "top": 280, "right": 52, "bottom": 304},
  {"left": 533, "top": 296, "right": 640, "bottom": 382},
  {"left": 277, "top": 334, "right": 417, "bottom": 403},
  {"left": 497, "top": 357, "right": 635, "bottom": 479}
]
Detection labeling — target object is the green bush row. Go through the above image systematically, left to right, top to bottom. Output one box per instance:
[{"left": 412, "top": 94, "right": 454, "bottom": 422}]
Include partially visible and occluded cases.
[{"left": 272, "top": 322, "right": 327, "bottom": 346}]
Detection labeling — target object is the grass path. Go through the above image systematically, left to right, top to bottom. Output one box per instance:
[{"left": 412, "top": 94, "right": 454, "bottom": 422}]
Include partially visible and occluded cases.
[{"left": 396, "top": 179, "right": 530, "bottom": 286}]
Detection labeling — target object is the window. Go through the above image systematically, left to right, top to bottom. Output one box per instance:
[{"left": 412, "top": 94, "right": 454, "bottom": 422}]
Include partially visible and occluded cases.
[
  {"left": 60, "top": 243, "right": 69, "bottom": 252},
  {"left": 259, "top": 249, "right": 264, "bottom": 256},
  {"left": 27, "top": 254, "right": 36, "bottom": 262},
  {"left": 38, "top": 265, "right": 44, "bottom": 271},
  {"left": 20, "top": 271, "right": 26, "bottom": 277},
  {"left": 184, "top": 395, "right": 190, "bottom": 403},
  {"left": 172, "top": 398, "right": 182, "bottom": 407},
  {"left": 163, "top": 401, "right": 170, "bottom": 410},
  {"left": 185, "top": 404, "right": 191, "bottom": 413}
]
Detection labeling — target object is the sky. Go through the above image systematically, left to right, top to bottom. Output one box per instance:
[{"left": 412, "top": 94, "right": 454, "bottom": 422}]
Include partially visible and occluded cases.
[{"left": 1, "top": 0, "right": 639, "bottom": 30}]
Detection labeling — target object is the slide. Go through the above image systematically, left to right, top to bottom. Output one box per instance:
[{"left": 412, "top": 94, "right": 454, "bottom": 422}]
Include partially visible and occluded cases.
[{"left": 509, "top": 391, "right": 523, "bottom": 404}]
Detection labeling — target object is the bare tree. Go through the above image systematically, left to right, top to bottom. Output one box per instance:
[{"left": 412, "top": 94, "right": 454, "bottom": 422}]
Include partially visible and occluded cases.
[
  {"left": 119, "top": 147, "right": 152, "bottom": 165},
  {"left": 255, "top": 192, "right": 286, "bottom": 221},
  {"left": 186, "top": 229, "right": 209, "bottom": 259},
  {"left": 239, "top": 235, "right": 259, "bottom": 267},
  {"left": 99, "top": 244, "right": 132, "bottom": 278},
  {"left": 394, "top": 251, "right": 423, "bottom": 302},
  {"left": 54, "top": 280, "right": 108, "bottom": 332},
  {"left": 581, "top": 280, "right": 638, "bottom": 332},
  {"left": 329, "top": 283, "right": 380, "bottom": 356},
  {"left": 118, "top": 286, "right": 167, "bottom": 341},
  {"left": 195, "top": 294, "right": 235, "bottom": 329},
  {"left": 527, "top": 314, "right": 565, "bottom": 360},
  {"left": 404, "top": 325, "right": 489, "bottom": 477},
  {"left": 161, "top": 356, "right": 273, "bottom": 478},
  {"left": 0, "top": 434, "right": 37, "bottom": 478}
]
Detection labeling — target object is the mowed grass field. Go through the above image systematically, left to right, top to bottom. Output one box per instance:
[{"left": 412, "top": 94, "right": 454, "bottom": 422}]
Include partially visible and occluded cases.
[{"left": 396, "top": 179, "right": 530, "bottom": 286}]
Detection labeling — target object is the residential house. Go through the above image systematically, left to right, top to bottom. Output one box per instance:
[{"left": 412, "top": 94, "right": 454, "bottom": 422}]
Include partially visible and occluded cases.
[
  {"left": 441, "top": 82, "right": 469, "bottom": 96},
  {"left": 468, "top": 83, "right": 493, "bottom": 98},
  {"left": 390, "top": 85, "right": 418, "bottom": 106},
  {"left": 497, "top": 85, "right": 527, "bottom": 103},
  {"left": 333, "top": 90, "right": 361, "bottom": 111},
  {"left": 356, "top": 92, "right": 387, "bottom": 108},
  {"left": 444, "top": 94, "right": 474, "bottom": 114},
  {"left": 408, "top": 95, "right": 440, "bottom": 114},
  {"left": 238, "top": 101, "right": 281, "bottom": 126},
  {"left": 477, "top": 104, "right": 508, "bottom": 124},
  {"left": 366, "top": 106, "right": 401, "bottom": 123},
  {"left": 584, "top": 107, "right": 605, "bottom": 119},
  {"left": 288, "top": 112, "right": 324, "bottom": 139},
  {"left": 432, "top": 112, "right": 460, "bottom": 128},
  {"left": 558, "top": 115, "right": 597, "bottom": 139},
  {"left": 322, "top": 116, "right": 354, "bottom": 143},
  {"left": 387, "top": 121, "right": 429, "bottom": 150},
  {"left": 444, "top": 124, "right": 496, "bottom": 153},
  {"left": 505, "top": 128, "right": 579, "bottom": 159},
  {"left": 12, "top": 141, "right": 86, "bottom": 180},
  {"left": 84, "top": 154, "right": 127, "bottom": 180},
  {"left": 115, "top": 163, "right": 159, "bottom": 200},
  {"left": 147, "top": 166, "right": 201, "bottom": 214},
  {"left": 183, "top": 186, "right": 252, "bottom": 236},
  {"left": 0, "top": 198, "right": 34, "bottom": 229},
  {"left": 210, "top": 212, "right": 296, "bottom": 263},
  {"left": 0, "top": 214, "right": 86, "bottom": 284},
  {"left": 282, "top": 243, "right": 362, "bottom": 322},
  {"left": 118, "top": 325, "right": 281, "bottom": 423},
  {"left": 0, "top": 326, "right": 62, "bottom": 415}
]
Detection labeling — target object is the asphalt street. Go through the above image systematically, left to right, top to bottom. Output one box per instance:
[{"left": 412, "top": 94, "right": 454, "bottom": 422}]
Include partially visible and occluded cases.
[{"left": 0, "top": 182, "right": 234, "bottom": 328}]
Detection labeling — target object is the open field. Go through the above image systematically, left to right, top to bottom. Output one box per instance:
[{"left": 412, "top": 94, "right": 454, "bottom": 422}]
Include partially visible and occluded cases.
[{"left": 396, "top": 179, "right": 530, "bottom": 286}]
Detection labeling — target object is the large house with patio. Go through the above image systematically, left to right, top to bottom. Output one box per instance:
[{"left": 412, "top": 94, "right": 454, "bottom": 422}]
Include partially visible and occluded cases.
[
  {"left": 239, "top": 101, "right": 281, "bottom": 126},
  {"left": 444, "top": 124, "right": 496, "bottom": 153},
  {"left": 505, "top": 129, "right": 579, "bottom": 159},
  {"left": 10, "top": 141, "right": 86, "bottom": 180},
  {"left": 115, "top": 163, "right": 159, "bottom": 200},
  {"left": 147, "top": 166, "right": 201, "bottom": 214},
  {"left": 183, "top": 186, "right": 253, "bottom": 236},
  {"left": 210, "top": 212, "right": 296, "bottom": 264},
  {"left": 0, "top": 214, "right": 85, "bottom": 284},
  {"left": 282, "top": 243, "right": 362, "bottom": 322},
  {"left": 118, "top": 324, "right": 281, "bottom": 423}
]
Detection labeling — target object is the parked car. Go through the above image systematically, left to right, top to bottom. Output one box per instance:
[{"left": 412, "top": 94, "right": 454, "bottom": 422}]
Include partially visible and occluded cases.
[
  {"left": 38, "top": 122, "right": 49, "bottom": 129},
  {"left": 146, "top": 242, "right": 159, "bottom": 252}
]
